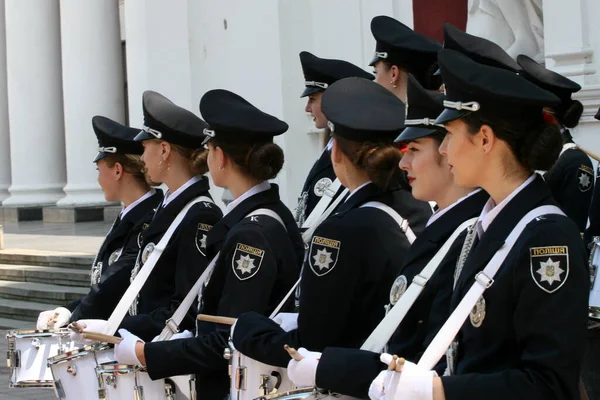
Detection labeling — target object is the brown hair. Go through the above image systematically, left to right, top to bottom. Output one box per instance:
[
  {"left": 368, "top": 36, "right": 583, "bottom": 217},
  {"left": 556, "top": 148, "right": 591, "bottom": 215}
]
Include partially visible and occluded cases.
[
  {"left": 462, "top": 112, "right": 561, "bottom": 173},
  {"left": 335, "top": 134, "right": 403, "bottom": 191},
  {"left": 212, "top": 139, "right": 284, "bottom": 181},
  {"left": 170, "top": 144, "right": 209, "bottom": 175},
  {"left": 104, "top": 153, "right": 150, "bottom": 188}
]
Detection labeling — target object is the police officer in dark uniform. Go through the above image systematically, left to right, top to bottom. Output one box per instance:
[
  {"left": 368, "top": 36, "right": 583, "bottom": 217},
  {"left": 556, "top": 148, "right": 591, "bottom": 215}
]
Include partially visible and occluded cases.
[
  {"left": 369, "top": 15, "right": 442, "bottom": 99},
  {"left": 376, "top": 49, "right": 587, "bottom": 400},
  {"left": 295, "top": 51, "right": 374, "bottom": 225},
  {"left": 517, "top": 54, "right": 593, "bottom": 233},
  {"left": 287, "top": 76, "right": 489, "bottom": 396},
  {"left": 231, "top": 77, "right": 429, "bottom": 368},
  {"left": 114, "top": 89, "right": 303, "bottom": 400},
  {"left": 105, "top": 91, "right": 223, "bottom": 341},
  {"left": 584, "top": 108, "right": 600, "bottom": 247},
  {"left": 36, "top": 116, "right": 163, "bottom": 329}
]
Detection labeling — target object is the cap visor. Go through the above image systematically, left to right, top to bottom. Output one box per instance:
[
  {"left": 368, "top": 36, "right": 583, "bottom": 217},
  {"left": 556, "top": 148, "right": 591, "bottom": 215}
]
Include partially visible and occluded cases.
[
  {"left": 368, "top": 56, "right": 380, "bottom": 67},
  {"left": 433, "top": 68, "right": 441, "bottom": 76},
  {"left": 301, "top": 86, "right": 324, "bottom": 98},
  {"left": 435, "top": 109, "right": 471, "bottom": 125},
  {"left": 595, "top": 110, "right": 600, "bottom": 121},
  {"left": 395, "top": 126, "right": 440, "bottom": 143},
  {"left": 134, "top": 130, "right": 154, "bottom": 142},
  {"left": 93, "top": 152, "right": 107, "bottom": 163}
]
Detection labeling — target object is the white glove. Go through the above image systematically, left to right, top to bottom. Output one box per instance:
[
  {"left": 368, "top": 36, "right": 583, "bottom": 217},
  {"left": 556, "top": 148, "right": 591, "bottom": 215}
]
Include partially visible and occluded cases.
[
  {"left": 37, "top": 307, "right": 72, "bottom": 330},
  {"left": 37, "top": 310, "right": 56, "bottom": 330},
  {"left": 272, "top": 312, "right": 299, "bottom": 332},
  {"left": 68, "top": 319, "right": 108, "bottom": 344},
  {"left": 115, "top": 329, "right": 144, "bottom": 366},
  {"left": 152, "top": 330, "right": 193, "bottom": 342},
  {"left": 286, "top": 347, "right": 321, "bottom": 388},
  {"left": 368, "top": 353, "right": 397, "bottom": 400},
  {"left": 391, "top": 361, "right": 437, "bottom": 400}
]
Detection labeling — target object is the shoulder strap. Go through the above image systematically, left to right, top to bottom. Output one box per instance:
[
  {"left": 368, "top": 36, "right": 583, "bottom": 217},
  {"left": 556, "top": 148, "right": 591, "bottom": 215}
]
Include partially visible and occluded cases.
[
  {"left": 561, "top": 142, "right": 578, "bottom": 157},
  {"left": 301, "top": 178, "right": 343, "bottom": 229},
  {"left": 103, "top": 195, "right": 213, "bottom": 336},
  {"left": 361, "top": 201, "right": 417, "bottom": 244},
  {"left": 417, "top": 205, "right": 564, "bottom": 370},
  {"left": 154, "top": 207, "right": 286, "bottom": 341},
  {"left": 247, "top": 208, "right": 286, "bottom": 231},
  {"left": 361, "top": 217, "right": 478, "bottom": 352}
]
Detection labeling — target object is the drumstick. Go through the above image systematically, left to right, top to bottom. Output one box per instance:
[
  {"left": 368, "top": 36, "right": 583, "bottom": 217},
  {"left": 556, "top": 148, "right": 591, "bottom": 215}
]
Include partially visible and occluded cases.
[
  {"left": 578, "top": 145, "right": 600, "bottom": 163},
  {"left": 197, "top": 314, "right": 237, "bottom": 325},
  {"left": 67, "top": 321, "right": 85, "bottom": 333},
  {"left": 82, "top": 332, "right": 123, "bottom": 345},
  {"left": 284, "top": 345, "right": 304, "bottom": 361}
]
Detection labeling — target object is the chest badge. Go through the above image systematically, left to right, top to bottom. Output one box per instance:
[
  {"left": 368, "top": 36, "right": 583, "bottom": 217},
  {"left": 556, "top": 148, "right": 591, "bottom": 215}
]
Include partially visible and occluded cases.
[
  {"left": 314, "top": 178, "right": 333, "bottom": 197},
  {"left": 141, "top": 242, "right": 155, "bottom": 265},
  {"left": 530, "top": 246, "right": 569, "bottom": 293},
  {"left": 108, "top": 248, "right": 122, "bottom": 266},
  {"left": 389, "top": 275, "right": 408, "bottom": 305},
  {"left": 469, "top": 296, "right": 486, "bottom": 328}
]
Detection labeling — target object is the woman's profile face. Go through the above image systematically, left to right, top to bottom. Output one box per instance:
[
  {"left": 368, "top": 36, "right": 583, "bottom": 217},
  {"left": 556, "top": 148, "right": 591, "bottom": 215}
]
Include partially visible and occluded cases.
[
  {"left": 305, "top": 92, "right": 328, "bottom": 129},
  {"left": 439, "top": 119, "right": 482, "bottom": 188},
  {"left": 399, "top": 136, "right": 452, "bottom": 203},
  {"left": 140, "top": 140, "right": 164, "bottom": 184},
  {"left": 205, "top": 142, "right": 226, "bottom": 188},
  {"left": 96, "top": 159, "right": 119, "bottom": 202}
]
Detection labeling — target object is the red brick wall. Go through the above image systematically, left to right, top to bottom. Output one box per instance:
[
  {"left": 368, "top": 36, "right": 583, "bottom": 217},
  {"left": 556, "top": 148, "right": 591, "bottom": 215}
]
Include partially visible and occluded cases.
[{"left": 412, "top": 0, "right": 467, "bottom": 43}]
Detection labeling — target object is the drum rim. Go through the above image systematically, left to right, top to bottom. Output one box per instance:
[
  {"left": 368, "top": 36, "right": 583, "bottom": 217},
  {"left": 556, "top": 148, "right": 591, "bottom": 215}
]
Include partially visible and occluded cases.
[
  {"left": 6, "top": 329, "right": 69, "bottom": 338},
  {"left": 47, "top": 344, "right": 111, "bottom": 365},
  {"left": 96, "top": 363, "right": 140, "bottom": 374},
  {"left": 8, "top": 380, "right": 55, "bottom": 388},
  {"left": 254, "top": 387, "right": 317, "bottom": 400}
]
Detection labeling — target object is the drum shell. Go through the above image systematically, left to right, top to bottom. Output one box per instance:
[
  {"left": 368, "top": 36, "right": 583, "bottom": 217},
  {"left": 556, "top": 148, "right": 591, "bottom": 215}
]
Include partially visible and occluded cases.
[
  {"left": 6, "top": 329, "right": 73, "bottom": 388},
  {"left": 230, "top": 350, "right": 294, "bottom": 400}
]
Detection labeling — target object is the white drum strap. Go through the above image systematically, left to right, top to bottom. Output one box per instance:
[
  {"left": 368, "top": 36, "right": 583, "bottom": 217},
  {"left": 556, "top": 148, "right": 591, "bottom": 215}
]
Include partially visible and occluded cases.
[
  {"left": 301, "top": 178, "right": 344, "bottom": 230},
  {"left": 103, "top": 196, "right": 213, "bottom": 336},
  {"left": 361, "top": 201, "right": 416, "bottom": 244},
  {"left": 417, "top": 205, "right": 564, "bottom": 370},
  {"left": 155, "top": 208, "right": 287, "bottom": 341},
  {"left": 360, "top": 217, "right": 478, "bottom": 353}
]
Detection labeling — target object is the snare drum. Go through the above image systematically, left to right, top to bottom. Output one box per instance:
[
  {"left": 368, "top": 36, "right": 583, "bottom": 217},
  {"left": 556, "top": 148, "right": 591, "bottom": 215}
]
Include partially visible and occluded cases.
[
  {"left": 6, "top": 329, "right": 74, "bottom": 388},
  {"left": 48, "top": 344, "right": 114, "bottom": 399},
  {"left": 229, "top": 348, "right": 294, "bottom": 400},
  {"left": 96, "top": 364, "right": 176, "bottom": 400},
  {"left": 255, "top": 388, "right": 317, "bottom": 400}
]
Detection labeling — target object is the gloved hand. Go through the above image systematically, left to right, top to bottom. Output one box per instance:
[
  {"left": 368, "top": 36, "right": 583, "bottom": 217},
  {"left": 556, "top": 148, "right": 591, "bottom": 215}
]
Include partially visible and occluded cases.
[
  {"left": 37, "top": 307, "right": 72, "bottom": 330},
  {"left": 272, "top": 312, "right": 299, "bottom": 332},
  {"left": 68, "top": 319, "right": 107, "bottom": 344},
  {"left": 115, "top": 329, "right": 144, "bottom": 366},
  {"left": 152, "top": 329, "right": 193, "bottom": 342},
  {"left": 286, "top": 347, "right": 321, "bottom": 388},
  {"left": 368, "top": 353, "right": 402, "bottom": 400},
  {"left": 390, "top": 360, "right": 437, "bottom": 400}
]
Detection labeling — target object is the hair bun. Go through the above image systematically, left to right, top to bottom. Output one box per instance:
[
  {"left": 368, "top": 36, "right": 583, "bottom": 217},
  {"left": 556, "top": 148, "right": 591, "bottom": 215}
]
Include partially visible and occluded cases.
[
  {"left": 519, "top": 122, "right": 562, "bottom": 171},
  {"left": 246, "top": 142, "right": 284, "bottom": 181}
]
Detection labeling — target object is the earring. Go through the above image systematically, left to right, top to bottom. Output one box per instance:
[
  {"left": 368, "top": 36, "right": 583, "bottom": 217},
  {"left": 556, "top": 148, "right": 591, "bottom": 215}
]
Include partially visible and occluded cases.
[
  {"left": 158, "top": 160, "right": 164, "bottom": 170},
  {"left": 219, "top": 166, "right": 224, "bottom": 171}
]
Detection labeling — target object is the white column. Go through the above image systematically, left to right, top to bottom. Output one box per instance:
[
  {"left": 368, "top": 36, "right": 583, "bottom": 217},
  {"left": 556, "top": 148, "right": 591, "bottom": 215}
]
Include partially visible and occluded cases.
[
  {"left": 3, "top": 0, "right": 66, "bottom": 206},
  {"left": 57, "top": 0, "right": 125, "bottom": 206},
  {"left": 123, "top": 0, "right": 193, "bottom": 128},
  {"left": 0, "top": 1, "right": 11, "bottom": 202}
]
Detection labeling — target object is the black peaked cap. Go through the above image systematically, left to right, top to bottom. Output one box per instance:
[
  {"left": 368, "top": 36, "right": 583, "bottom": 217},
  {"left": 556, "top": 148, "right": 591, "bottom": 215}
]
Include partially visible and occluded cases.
[
  {"left": 443, "top": 23, "right": 520, "bottom": 72},
  {"left": 435, "top": 49, "right": 560, "bottom": 125},
  {"left": 300, "top": 51, "right": 374, "bottom": 97},
  {"left": 517, "top": 54, "right": 581, "bottom": 102},
  {"left": 395, "top": 75, "right": 445, "bottom": 143},
  {"left": 322, "top": 77, "right": 405, "bottom": 142},
  {"left": 200, "top": 89, "right": 288, "bottom": 144},
  {"left": 134, "top": 90, "right": 208, "bottom": 149},
  {"left": 92, "top": 116, "right": 143, "bottom": 162}
]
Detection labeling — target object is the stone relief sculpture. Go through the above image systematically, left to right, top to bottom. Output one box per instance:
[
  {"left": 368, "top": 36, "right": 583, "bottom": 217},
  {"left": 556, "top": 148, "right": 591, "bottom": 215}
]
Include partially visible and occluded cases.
[{"left": 466, "top": 0, "right": 544, "bottom": 62}]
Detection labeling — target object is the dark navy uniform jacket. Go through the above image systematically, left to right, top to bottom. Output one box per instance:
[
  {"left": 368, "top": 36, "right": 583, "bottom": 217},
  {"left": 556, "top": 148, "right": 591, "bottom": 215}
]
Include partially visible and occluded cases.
[
  {"left": 545, "top": 131, "right": 594, "bottom": 232},
  {"left": 296, "top": 145, "right": 337, "bottom": 225},
  {"left": 439, "top": 176, "right": 587, "bottom": 400},
  {"left": 119, "top": 177, "right": 223, "bottom": 341},
  {"left": 231, "top": 183, "right": 431, "bottom": 370},
  {"left": 144, "top": 184, "right": 303, "bottom": 400},
  {"left": 314, "top": 189, "right": 489, "bottom": 398},
  {"left": 67, "top": 191, "right": 163, "bottom": 321}
]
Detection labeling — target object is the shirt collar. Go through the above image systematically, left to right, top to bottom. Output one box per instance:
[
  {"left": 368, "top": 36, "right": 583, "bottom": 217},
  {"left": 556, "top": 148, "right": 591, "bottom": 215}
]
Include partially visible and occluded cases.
[
  {"left": 162, "top": 175, "right": 203, "bottom": 207},
  {"left": 476, "top": 175, "right": 536, "bottom": 238},
  {"left": 225, "top": 181, "right": 272, "bottom": 215},
  {"left": 344, "top": 181, "right": 372, "bottom": 202},
  {"left": 426, "top": 188, "right": 483, "bottom": 227},
  {"left": 120, "top": 190, "right": 154, "bottom": 219}
]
